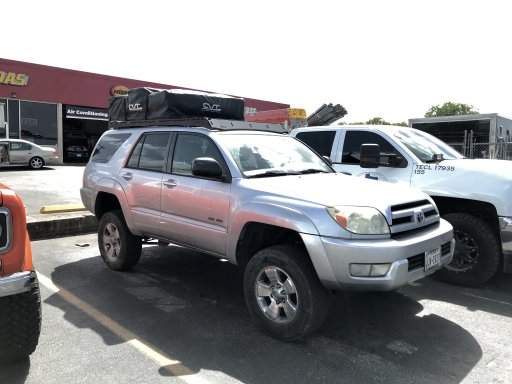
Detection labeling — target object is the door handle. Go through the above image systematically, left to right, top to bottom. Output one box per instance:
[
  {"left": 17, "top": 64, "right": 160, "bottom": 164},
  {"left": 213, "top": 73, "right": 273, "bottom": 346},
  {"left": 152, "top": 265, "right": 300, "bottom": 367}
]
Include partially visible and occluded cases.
[
  {"left": 121, "top": 172, "right": 133, "bottom": 180},
  {"left": 163, "top": 179, "right": 177, "bottom": 188}
]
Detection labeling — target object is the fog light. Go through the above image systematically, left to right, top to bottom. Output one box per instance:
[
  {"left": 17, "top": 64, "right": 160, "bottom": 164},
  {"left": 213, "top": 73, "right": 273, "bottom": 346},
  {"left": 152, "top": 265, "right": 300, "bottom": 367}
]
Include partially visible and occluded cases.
[
  {"left": 350, "top": 263, "right": 390, "bottom": 277},
  {"left": 350, "top": 264, "right": 371, "bottom": 277},
  {"left": 370, "top": 264, "right": 390, "bottom": 276}
]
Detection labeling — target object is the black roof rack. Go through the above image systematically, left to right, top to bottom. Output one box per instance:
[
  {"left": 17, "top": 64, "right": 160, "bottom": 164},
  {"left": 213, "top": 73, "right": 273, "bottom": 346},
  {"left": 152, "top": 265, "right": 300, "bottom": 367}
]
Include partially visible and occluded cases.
[{"left": 109, "top": 117, "right": 287, "bottom": 133}]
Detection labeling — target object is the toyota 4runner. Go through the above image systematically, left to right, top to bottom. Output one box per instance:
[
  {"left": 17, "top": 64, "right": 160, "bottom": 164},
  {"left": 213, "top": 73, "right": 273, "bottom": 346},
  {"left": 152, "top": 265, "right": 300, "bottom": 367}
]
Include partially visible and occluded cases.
[{"left": 81, "top": 89, "right": 454, "bottom": 340}]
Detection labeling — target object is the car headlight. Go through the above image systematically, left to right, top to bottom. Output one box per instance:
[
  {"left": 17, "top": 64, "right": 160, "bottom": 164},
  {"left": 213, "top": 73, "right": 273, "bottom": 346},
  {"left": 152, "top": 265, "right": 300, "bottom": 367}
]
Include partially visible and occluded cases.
[{"left": 326, "top": 206, "right": 390, "bottom": 235}]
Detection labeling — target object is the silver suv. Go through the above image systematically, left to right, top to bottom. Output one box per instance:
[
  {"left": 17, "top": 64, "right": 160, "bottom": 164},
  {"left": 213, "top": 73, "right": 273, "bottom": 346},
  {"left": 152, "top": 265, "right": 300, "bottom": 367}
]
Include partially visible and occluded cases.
[{"left": 81, "top": 118, "right": 454, "bottom": 340}]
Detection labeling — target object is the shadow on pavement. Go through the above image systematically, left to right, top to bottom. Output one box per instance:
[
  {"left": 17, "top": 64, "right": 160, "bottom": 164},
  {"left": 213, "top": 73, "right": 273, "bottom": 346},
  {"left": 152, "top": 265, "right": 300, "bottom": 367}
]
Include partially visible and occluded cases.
[
  {"left": 43, "top": 245, "right": 482, "bottom": 384},
  {"left": 403, "top": 273, "right": 512, "bottom": 319}
]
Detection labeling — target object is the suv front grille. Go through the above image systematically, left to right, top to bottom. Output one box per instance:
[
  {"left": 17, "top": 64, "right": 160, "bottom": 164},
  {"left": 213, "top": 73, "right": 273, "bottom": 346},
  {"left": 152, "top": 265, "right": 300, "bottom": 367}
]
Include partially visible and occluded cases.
[
  {"left": 389, "top": 199, "right": 440, "bottom": 237},
  {"left": 0, "top": 207, "right": 12, "bottom": 253}
]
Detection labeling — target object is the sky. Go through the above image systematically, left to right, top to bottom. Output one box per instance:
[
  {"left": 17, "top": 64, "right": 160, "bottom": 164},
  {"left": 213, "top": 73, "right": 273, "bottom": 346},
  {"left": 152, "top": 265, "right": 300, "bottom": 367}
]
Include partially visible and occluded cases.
[{"left": 3, "top": 0, "right": 512, "bottom": 124}]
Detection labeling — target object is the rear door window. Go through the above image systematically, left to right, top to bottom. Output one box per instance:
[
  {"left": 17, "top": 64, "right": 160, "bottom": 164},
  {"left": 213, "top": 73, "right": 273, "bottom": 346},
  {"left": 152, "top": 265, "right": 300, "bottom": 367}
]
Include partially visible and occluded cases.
[
  {"left": 295, "top": 131, "right": 336, "bottom": 157},
  {"left": 91, "top": 133, "right": 131, "bottom": 163},
  {"left": 126, "top": 133, "right": 171, "bottom": 172}
]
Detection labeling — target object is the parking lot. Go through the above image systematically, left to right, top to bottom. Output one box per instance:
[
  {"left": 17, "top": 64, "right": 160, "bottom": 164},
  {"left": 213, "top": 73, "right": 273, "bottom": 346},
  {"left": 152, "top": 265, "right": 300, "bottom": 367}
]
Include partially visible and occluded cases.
[{"left": 1, "top": 232, "right": 511, "bottom": 383}]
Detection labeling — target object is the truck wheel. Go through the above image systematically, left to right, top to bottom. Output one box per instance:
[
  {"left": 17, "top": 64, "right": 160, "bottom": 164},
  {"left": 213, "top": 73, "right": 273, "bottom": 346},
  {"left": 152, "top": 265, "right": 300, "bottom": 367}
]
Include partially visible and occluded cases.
[
  {"left": 29, "top": 156, "right": 44, "bottom": 170},
  {"left": 98, "top": 210, "right": 142, "bottom": 271},
  {"left": 434, "top": 213, "right": 501, "bottom": 286},
  {"left": 243, "top": 245, "right": 330, "bottom": 341},
  {"left": 0, "top": 272, "right": 42, "bottom": 363}
]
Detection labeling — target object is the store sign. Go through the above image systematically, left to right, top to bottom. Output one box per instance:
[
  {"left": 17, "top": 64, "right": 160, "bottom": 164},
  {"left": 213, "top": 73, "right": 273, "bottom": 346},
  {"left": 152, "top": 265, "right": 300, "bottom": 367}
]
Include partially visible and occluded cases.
[
  {"left": 0, "top": 71, "right": 29, "bottom": 86},
  {"left": 110, "top": 85, "right": 129, "bottom": 96},
  {"left": 66, "top": 106, "right": 108, "bottom": 121}
]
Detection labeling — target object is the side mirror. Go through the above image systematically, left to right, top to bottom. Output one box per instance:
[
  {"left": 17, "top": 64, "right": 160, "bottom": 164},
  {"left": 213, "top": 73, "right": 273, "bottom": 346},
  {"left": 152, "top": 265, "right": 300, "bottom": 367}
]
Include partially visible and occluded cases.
[
  {"left": 360, "top": 144, "right": 381, "bottom": 168},
  {"left": 322, "top": 155, "right": 332, "bottom": 166},
  {"left": 192, "top": 157, "right": 223, "bottom": 179}
]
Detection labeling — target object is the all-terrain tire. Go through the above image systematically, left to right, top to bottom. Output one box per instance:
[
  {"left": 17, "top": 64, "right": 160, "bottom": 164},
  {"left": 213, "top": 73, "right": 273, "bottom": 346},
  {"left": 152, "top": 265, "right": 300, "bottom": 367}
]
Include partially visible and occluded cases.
[
  {"left": 98, "top": 210, "right": 142, "bottom": 271},
  {"left": 433, "top": 213, "right": 501, "bottom": 286},
  {"left": 243, "top": 244, "right": 331, "bottom": 341},
  {"left": 0, "top": 272, "right": 42, "bottom": 363}
]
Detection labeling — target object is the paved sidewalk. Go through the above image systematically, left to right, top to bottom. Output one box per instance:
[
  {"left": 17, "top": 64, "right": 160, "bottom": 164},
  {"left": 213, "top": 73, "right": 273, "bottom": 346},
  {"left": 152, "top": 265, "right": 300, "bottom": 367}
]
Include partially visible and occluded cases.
[{"left": 0, "top": 164, "right": 98, "bottom": 240}]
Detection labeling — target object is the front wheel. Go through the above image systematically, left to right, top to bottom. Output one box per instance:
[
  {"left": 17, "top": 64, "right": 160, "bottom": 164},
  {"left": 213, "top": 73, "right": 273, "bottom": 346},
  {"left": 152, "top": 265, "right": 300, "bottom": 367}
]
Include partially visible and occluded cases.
[
  {"left": 29, "top": 156, "right": 44, "bottom": 169},
  {"left": 98, "top": 210, "right": 142, "bottom": 271},
  {"left": 433, "top": 213, "right": 501, "bottom": 286},
  {"left": 243, "top": 245, "right": 330, "bottom": 341},
  {"left": 0, "top": 272, "right": 42, "bottom": 363}
]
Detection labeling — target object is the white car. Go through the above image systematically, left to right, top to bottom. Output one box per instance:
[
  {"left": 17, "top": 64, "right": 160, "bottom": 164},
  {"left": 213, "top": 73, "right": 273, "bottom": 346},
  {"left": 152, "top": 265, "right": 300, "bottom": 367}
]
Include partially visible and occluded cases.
[{"left": 0, "top": 139, "right": 59, "bottom": 169}]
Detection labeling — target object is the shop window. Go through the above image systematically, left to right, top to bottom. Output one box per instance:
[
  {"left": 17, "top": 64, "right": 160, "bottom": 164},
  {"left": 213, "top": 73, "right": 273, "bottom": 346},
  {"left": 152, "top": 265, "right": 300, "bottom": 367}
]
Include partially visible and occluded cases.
[
  {"left": 0, "top": 98, "right": 6, "bottom": 138},
  {"left": 8, "top": 100, "right": 19, "bottom": 139},
  {"left": 20, "top": 101, "right": 58, "bottom": 145}
]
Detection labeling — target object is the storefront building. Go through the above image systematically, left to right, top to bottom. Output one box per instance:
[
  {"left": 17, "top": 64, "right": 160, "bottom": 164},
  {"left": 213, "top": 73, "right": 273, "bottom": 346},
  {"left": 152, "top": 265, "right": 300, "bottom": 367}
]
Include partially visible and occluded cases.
[{"left": 0, "top": 58, "right": 289, "bottom": 163}]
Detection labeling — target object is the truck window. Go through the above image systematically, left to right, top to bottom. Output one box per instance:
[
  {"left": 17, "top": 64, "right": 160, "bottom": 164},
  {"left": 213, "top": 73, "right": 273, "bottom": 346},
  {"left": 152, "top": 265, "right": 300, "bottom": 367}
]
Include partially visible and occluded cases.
[
  {"left": 295, "top": 131, "right": 336, "bottom": 157},
  {"left": 342, "top": 131, "right": 404, "bottom": 166},
  {"left": 126, "top": 133, "right": 171, "bottom": 172},
  {"left": 170, "top": 134, "right": 223, "bottom": 176}
]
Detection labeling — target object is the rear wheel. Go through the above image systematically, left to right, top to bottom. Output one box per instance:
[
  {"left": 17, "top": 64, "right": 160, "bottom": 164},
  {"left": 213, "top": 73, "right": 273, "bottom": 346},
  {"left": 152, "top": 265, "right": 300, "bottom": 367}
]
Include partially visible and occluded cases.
[
  {"left": 29, "top": 156, "right": 44, "bottom": 169},
  {"left": 98, "top": 210, "right": 142, "bottom": 270},
  {"left": 434, "top": 213, "right": 501, "bottom": 286},
  {"left": 243, "top": 245, "right": 330, "bottom": 341},
  {"left": 0, "top": 272, "right": 42, "bottom": 363}
]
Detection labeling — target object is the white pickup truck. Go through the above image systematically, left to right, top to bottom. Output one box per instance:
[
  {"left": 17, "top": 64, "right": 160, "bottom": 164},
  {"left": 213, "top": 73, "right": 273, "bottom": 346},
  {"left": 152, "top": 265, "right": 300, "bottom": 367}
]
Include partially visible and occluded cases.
[{"left": 291, "top": 125, "right": 512, "bottom": 286}]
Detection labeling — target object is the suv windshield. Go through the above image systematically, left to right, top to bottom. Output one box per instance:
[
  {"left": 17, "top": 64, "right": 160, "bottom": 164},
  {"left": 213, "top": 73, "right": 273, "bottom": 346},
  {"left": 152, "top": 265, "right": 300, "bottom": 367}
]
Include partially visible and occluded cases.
[
  {"left": 392, "top": 129, "right": 464, "bottom": 162},
  {"left": 220, "top": 134, "right": 333, "bottom": 177}
]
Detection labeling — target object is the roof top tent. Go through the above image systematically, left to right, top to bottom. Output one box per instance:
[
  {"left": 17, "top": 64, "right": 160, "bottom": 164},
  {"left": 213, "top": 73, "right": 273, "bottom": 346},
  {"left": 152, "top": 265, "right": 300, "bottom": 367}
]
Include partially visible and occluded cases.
[{"left": 408, "top": 113, "right": 512, "bottom": 159}]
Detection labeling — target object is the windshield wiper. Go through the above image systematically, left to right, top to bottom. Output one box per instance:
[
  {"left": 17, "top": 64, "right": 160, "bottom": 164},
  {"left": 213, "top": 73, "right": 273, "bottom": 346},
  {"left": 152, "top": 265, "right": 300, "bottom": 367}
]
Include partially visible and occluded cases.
[
  {"left": 298, "top": 168, "right": 330, "bottom": 174},
  {"left": 246, "top": 170, "right": 300, "bottom": 178}
]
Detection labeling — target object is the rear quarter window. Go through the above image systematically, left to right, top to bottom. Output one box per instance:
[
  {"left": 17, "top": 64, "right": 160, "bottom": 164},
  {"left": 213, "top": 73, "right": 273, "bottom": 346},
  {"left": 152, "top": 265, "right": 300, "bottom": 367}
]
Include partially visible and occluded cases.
[{"left": 91, "top": 133, "right": 132, "bottom": 163}]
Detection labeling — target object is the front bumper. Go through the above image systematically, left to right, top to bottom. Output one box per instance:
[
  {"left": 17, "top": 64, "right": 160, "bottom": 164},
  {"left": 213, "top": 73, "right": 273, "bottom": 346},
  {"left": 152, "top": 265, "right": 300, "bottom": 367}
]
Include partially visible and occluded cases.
[
  {"left": 303, "top": 219, "right": 454, "bottom": 291},
  {"left": 0, "top": 270, "right": 37, "bottom": 297}
]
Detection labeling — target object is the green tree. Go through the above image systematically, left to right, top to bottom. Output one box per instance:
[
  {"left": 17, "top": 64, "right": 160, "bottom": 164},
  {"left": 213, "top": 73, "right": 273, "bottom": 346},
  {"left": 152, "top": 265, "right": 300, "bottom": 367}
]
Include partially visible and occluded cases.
[
  {"left": 425, "top": 102, "right": 479, "bottom": 117},
  {"left": 366, "top": 117, "right": 389, "bottom": 125},
  {"left": 338, "top": 118, "right": 408, "bottom": 126}
]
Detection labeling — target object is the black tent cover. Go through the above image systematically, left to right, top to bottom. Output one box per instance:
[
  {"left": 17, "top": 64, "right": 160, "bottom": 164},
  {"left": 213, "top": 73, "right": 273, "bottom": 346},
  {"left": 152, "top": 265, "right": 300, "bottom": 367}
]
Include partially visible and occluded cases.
[{"left": 109, "top": 88, "right": 246, "bottom": 122}]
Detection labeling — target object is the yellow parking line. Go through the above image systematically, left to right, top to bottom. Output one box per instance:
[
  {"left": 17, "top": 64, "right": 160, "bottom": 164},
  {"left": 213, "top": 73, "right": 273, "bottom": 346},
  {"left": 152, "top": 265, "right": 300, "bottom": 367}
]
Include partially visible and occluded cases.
[{"left": 37, "top": 272, "right": 211, "bottom": 384}]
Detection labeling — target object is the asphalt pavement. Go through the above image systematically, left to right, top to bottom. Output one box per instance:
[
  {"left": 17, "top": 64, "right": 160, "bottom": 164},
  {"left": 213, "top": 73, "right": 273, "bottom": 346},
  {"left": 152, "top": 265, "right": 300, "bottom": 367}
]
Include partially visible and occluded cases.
[
  {"left": 0, "top": 164, "right": 97, "bottom": 240},
  {"left": 2, "top": 233, "right": 512, "bottom": 383}
]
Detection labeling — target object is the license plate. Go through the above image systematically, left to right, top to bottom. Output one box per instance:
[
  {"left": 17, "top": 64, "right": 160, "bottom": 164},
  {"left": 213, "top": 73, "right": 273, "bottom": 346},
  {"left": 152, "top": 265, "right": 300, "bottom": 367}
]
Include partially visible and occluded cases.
[
  {"left": 77, "top": 154, "right": 82, "bottom": 157},
  {"left": 425, "top": 247, "right": 441, "bottom": 271}
]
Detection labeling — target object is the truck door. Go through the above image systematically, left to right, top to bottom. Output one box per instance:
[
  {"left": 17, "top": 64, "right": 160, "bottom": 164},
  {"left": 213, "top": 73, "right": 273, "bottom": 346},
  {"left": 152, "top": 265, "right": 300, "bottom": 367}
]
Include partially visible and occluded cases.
[
  {"left": 333, "top": 130, "right": 413, "bottom": 185},
  {"left": 120, "top": 132, "right": 171, "bottom": 236},
  {"left": 160, "top": 133, "right": 231, "bottom": 256}
]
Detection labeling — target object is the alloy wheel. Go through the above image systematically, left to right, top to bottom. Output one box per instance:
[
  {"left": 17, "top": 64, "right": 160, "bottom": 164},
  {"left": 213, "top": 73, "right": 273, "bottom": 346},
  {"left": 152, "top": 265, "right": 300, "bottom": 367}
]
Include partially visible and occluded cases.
[{"left": 254, "top": 266, "right": 298, "bottom": 324}]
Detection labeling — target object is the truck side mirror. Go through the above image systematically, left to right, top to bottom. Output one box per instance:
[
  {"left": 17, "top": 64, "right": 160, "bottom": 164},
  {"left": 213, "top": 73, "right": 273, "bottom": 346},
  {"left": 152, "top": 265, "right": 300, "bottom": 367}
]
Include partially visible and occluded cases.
[
  {"left": 360, "top": 144, "right": 381, "bottom": 168},
  {"left": 322, "top": 155, "right": 332, "bottom": 166},
  {"left": 192, "top": 157, "right": 224, "bottom": 179}
]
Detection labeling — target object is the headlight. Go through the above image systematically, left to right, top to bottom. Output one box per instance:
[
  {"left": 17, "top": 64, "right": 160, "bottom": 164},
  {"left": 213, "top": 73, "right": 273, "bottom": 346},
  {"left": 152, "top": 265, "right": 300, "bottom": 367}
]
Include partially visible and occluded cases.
[{"left": 326, "top": 206, "right": 390, "bottom": 235}]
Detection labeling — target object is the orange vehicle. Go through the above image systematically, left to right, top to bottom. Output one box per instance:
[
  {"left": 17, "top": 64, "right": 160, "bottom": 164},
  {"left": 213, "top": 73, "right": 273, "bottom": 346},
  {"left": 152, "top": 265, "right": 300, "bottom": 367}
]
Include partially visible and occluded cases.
[{"left": 0, "top": 183, "right": 41, "bottom": 362}]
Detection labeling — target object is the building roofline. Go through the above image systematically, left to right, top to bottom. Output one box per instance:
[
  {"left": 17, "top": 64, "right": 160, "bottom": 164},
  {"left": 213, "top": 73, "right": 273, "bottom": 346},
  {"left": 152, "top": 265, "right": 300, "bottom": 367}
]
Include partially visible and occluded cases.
[{"left": 408, "top": 113, "right": 511, "bottom": 124}]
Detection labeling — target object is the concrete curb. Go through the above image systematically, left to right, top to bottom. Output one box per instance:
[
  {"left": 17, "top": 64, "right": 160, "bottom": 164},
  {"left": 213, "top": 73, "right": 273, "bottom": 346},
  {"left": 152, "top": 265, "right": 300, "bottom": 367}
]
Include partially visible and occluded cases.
[{"left": 27, "top": 212, "right": 98, "bottom": 241}]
